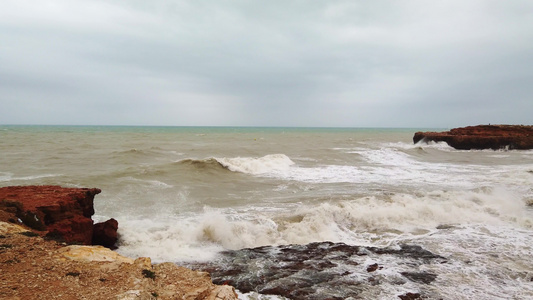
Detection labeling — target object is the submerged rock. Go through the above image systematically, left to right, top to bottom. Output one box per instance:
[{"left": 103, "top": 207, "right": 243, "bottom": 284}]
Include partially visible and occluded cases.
[
  {"left": 413, "top": 125, "right": 533, "bottom": 150},
  {"left": 188, "top": 241, "right": 447, "bottom": 300},
  {"left": 400, "top": 272, "right": 438, "bottom": 284},
  {"left": 398, "top": 292, "right": 422, "bottom": 300}
]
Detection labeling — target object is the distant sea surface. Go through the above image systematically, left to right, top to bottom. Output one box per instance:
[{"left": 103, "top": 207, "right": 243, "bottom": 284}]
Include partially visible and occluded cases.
[{"left": 1, "top": 125, "right": 533, "bottom": 299}]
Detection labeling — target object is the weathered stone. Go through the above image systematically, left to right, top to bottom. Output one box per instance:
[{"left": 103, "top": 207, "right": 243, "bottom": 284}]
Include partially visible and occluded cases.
[
  {"left": 414, "top": 125, "right": 533, "bottom": 150},
  {"left": 0, "top": 185, "right": 101, "bottom": 245},
  {"left": 92, "top": 218, "right": 119, "bottom": 249},
  {"left": 57, "top": 245, "right": 134, "bottom": 264}
]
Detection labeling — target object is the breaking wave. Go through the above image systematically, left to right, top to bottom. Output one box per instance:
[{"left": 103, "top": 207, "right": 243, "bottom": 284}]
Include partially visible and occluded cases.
[
  {"left": 176, "top": 154, "right": 295, "bottom": 175},
  {"left": 216, "top": 154, "right": 295, "bottom": 175},
  {"left": 116, "top": 185, "right": 532, "bottom": 264}
]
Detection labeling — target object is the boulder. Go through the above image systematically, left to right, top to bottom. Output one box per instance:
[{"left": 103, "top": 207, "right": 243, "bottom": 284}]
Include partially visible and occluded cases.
[
  {"left": 413, "top": 125, "right": 533, "bottom": 150},
  {"left": 0, "top": 185, "right": 117, "bottom": 247},
  {"left": 92, "top": 218, "right": 119, "bottom": 249}
]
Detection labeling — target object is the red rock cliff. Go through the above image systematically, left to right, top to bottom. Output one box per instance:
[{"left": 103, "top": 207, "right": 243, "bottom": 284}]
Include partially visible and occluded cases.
[
  {"left": 413, "top": 125, "right": 533, "bottom": 150},
  {"left": 0, "top": 185, "right": 108, "bottom": 245}
]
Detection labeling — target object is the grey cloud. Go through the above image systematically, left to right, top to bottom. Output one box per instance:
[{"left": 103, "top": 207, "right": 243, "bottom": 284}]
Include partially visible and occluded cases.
[{"left": 1, "top": 0, "right": 532, "bottom": 126}]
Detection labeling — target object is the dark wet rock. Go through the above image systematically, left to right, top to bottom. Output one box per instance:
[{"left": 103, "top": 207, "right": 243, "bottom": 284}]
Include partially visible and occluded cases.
[
  {"left": 436, "top": 224, "right": 457, "bottom": 230},
  {"left": 187, "top": 241, "right": 446, "bottom": 300},
  {"left": 366, "top": 263, "right": 379, "bottom": 272},
  {"left": 401, "top": 272, "right": 438, "bottom": 284},
  {"left": 398, "top": 292, "right": 422, "bottom": 300}
]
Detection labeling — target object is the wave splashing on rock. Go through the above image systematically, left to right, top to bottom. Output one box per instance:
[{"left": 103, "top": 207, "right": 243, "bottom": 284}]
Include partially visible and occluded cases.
[{"left": 188, "top": 241, "right": 446, "bottom": 300}]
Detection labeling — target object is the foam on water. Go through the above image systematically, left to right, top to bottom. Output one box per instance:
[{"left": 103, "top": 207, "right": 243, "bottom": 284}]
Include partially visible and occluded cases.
[
  {"left": 227, "top": 151, "right": 533, "bottom": 199},
  {"left": 216, "top": 154, "right": 295, "bottom": 175},
  {"left": 0, "top": 172, "right": 12, "bottom": 182},
  {"left": 0, "top": 173, "right": 60, "bottom": 182},
  {"left": 117, "top": 176, "right": 173, "bottom": 188},
  {"left": 116, "top": 186, "right": 532, "bottom": 264},
  {"left": 116, "top": 217, "right": 226, "bottom": 262},
  {"left": 413, "top": 224, "right": 533, "bottom": 299}
]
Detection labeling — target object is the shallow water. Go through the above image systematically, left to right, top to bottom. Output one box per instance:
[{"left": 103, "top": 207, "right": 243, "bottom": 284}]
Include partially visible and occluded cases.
[{"left": 1, "top": 125, "right": 532, "bottom": 299}]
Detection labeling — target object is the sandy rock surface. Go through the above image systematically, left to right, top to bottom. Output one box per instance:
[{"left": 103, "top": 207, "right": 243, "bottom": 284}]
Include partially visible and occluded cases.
[{"left": 0, "top": 222, "right": 237, "bottom": 300}]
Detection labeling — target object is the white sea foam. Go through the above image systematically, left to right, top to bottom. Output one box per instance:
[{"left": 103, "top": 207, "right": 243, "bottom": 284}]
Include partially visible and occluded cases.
[
  {"left": 413, "top": 140, "right": 456, "bottom": 151},
  {"left": 216, "top": 154, "right": 295, "bottom": 175},
  {"left": 0, "top": 172, "right": 13, "bottom": 182},
  {"left": 1, "top": 173, "right": 60, "bottom": 182},
  {"left": 117, "top": 176, "right": 173, "bottom": 188},
  {"left": 115, "top": 186, "right": 532, "bottom": 263},
  {"left": 116, "top": 217, "right": 225, "bottom": 262},
  {"left": 413, "top": 224, "right": 533, "bottom": 299},
  {"left": 237, "top": 291, "right": 289, "bottom": 300}
]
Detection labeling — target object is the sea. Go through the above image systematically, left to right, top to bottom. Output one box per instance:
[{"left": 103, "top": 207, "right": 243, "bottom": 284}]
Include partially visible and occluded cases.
[{"left": 1, "top": 125, "right": 532, "bottom": 299}]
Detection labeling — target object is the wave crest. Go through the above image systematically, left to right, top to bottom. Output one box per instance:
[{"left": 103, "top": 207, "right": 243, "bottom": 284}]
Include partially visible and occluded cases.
[
  {"left": 176, "top": 154, "right": 295, "bottom": 175},
  {"left": 217, "top": 154, "right": 295, "bottom": 175},
  {"left": 176, "top": 158, "right": 228, "bottom": 171}
]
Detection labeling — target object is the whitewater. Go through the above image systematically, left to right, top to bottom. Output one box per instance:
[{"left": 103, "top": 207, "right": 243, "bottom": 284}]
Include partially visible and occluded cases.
[{"left": 1, "top": 125, "right": 532, "bottom": 299}]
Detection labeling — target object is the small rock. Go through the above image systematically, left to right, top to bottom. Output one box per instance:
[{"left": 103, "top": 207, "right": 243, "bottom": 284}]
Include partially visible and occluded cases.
[
  {"left": 367, "top": 263, "right": 379, "bottom": 272},
  {"left": 398, "top": 292, "right": 421, "bottom": 300}
]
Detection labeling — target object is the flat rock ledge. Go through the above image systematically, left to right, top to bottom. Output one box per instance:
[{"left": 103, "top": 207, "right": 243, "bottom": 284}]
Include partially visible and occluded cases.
[
  {"left": 413, "top": 124, "right": 533, "bottom": 150},
  {"left": 0, "top": 221, "right": 238, "bottom": 300}
]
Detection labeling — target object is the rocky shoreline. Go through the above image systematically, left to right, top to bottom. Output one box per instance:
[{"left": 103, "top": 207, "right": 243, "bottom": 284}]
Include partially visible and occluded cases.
[
  {"left": 413, "top": 124, "right": 533, "bottom": 150},
  {"left": 0, "top": 185, "right": 444, "bottom": 299},
  {"left": 0, "top": 186, "right": 237, "bottom": 300},
  {"left": 188, "top": 242, "right": 446, "bottom": 300}
]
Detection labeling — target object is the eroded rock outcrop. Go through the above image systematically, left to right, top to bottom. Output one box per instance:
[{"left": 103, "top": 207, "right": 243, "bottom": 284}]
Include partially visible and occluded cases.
[
  {"left": 413, "top": 125, "right": 533, "bottom": 150},
  {"left": 0, "top": 185, "right": 117, "bottom": 247},
  {"left": 0, "top": 222, "right": 238, "bottom": 300}
]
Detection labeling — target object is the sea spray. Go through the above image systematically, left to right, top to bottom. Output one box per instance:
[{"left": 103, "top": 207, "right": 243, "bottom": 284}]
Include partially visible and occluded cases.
[{"left": 115, "top": 187, "right": 531, "bottom": 263}]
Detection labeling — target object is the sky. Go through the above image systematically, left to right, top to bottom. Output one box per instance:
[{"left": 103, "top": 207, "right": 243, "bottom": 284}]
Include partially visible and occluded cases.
[{"left": 1, "top": 0, "right": 532, "bottom": 128}]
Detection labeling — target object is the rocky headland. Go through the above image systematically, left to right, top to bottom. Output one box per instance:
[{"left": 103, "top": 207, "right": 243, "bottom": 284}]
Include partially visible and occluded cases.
[
  {"left": 413, "top": 125, "right": 533, "bottom": 150},
  {"left": 0, "top": 186, "right": 237, "bottom": 300}
]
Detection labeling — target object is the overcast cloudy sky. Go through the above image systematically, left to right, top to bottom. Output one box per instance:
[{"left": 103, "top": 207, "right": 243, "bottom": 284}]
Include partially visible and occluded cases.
[{"left": 1, "top": 1, "right": 532, "bottom": 127}]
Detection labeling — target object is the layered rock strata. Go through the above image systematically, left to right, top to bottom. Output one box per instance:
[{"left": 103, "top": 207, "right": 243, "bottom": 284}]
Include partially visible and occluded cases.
[
  {"left": 413, "top": 125, "right": 533, "bottom": 150},
  {"left": 0, "top": 185, "right": 116, "bottom": 247}
]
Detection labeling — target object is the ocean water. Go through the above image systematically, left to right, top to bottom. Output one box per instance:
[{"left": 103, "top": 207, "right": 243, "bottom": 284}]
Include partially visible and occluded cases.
[{"left": 1, "top": 125, "right": 532, "bottom": 299}]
